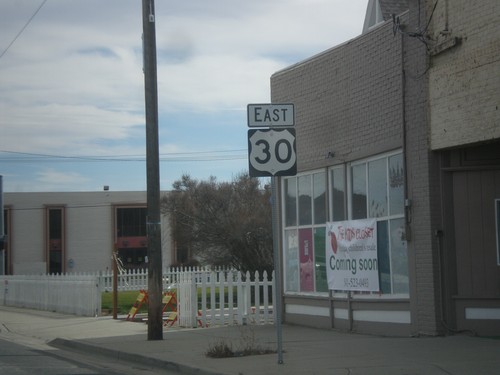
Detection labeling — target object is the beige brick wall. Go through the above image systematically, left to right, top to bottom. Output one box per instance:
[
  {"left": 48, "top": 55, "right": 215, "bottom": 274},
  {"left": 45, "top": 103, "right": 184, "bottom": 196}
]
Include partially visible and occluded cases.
[
  {"left": 428, "top": 0, "right": 500, "bottom": 150},
  {"left": 271, "top": 19, "right": 404, "bottom": 173}
]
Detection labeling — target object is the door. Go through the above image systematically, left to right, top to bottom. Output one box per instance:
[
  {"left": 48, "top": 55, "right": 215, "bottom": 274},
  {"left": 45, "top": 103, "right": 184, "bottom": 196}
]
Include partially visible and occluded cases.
[{"left": 451, "top": 168, "right": 500, "bottom": 334}]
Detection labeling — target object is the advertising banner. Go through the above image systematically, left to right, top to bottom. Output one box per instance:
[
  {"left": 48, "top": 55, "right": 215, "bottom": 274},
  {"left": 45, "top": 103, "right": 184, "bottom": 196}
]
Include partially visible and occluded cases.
[{"left": 326, "top": 219, "right": 379, "bottom": 292}]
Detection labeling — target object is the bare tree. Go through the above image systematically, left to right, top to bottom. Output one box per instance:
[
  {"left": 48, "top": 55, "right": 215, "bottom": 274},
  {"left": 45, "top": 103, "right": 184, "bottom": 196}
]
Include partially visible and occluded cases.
[{"left": 161, "top": 173, "right": 273, "bottom": 273}]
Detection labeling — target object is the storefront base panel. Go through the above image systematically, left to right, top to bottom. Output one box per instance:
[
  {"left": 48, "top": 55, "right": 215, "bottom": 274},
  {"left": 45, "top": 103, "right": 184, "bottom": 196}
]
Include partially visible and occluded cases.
[
  {"left": 283, "top": 295, "right": 414, "bottom": 336},
  {"left": 284, "top": 295, "right": 332, "bottom": 329},
  {"left": 455, "top": 299, "right": 500, "bottom": 337},
  {"left": 285, "top": 312, "right": 332, "bottom": 329}
]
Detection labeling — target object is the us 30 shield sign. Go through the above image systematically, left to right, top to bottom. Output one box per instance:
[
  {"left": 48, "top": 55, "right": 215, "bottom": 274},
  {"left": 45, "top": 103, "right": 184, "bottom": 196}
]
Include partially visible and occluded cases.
[{"left": 248, "top": 128, "right": 297, "bottom": 177}]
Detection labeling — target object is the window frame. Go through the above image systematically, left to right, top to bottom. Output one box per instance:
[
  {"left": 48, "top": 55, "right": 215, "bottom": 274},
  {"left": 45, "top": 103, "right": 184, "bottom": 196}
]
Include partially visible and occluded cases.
[
  {"left": 282, "top": 150, "right": 408, "bottom": 298},
  {"left": 345, "top": 151, "right": 408, "bottom": 296},
  {"left": 282, "top": 168, "right": 329, "bottom": 296},
  {"left": 45, "top": 205, "right": 66, "bottom": 274}
]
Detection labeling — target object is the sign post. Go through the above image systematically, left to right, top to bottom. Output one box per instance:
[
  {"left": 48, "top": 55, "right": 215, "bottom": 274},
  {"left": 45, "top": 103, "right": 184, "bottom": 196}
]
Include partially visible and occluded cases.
[{"left": 247, "top": 103, "right": 296, "bottom": 364}]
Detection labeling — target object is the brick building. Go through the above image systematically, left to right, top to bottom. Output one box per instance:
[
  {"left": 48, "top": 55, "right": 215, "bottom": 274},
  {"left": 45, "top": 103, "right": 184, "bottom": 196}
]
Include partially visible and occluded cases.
[{"left": 271, "top": 0, "right": 499, "bottom": 336}]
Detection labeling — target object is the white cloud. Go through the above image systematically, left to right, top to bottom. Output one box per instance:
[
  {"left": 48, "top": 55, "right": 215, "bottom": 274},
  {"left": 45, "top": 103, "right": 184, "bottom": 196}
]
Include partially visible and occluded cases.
[
  {"left": 0, "top": 0, "right": 369, "bottom": 191},
  {"left": 0, "top": 102, "right": 144, "bottom": 154},
  {"left": 35, "top": 168, "right": 91, "bottom": 192}
]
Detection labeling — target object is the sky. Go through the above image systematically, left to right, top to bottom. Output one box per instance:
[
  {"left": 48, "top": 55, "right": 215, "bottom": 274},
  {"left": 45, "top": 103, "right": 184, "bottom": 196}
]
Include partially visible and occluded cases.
[{"left": 0, "top": 0, "right": 369, "bottom": 192}]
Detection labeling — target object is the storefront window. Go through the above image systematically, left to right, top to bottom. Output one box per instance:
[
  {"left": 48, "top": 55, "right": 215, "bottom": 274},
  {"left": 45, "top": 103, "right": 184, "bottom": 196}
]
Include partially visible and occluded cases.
[
  {"left": 282, "top": 152, "right": 408, "bottom": 296},
  {"left": 389, "top": 153, "right": 404, "bottom": 215},
  {"left": 368, "top": 158, "right": 388, "bottom": 218},
  {"left": 352, "top": 164, "right": 367, "bottom": 219},
  {"left": 331, "top": 167, "right": 346, "bottom": 222},
  {"left": 283, "top": 170, "right": 327, "bottom": 293},
  {"left": 313, "top": 173, "right": 326, "bottom": 224},
  {"left": 298, "top": 175, "right": 312, "bottom": 225},
  {"left": 284, "top": 178, "right": 297, "bottom": 227},
  {"left": 390, "top": 217, "right": 409, "bottom": 294},
  {"left": 314, "top": 227, "right": 328, "bottom": 292},
  {"left": 299, "top": 228, "right": 314, "bottom": 292},
  {"left": 285, "top": 229, "right": 299, "bottom": 292}
]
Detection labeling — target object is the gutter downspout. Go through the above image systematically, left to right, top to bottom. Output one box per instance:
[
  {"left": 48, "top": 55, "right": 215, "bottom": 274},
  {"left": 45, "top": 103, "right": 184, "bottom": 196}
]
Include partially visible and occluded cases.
[{"left": 400, "top": 32, "right": 411, "bottom": 242}]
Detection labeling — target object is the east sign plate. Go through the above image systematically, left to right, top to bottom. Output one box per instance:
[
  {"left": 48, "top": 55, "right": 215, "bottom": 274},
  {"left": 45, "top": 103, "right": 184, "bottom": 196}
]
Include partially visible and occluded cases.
[
  {"left": 247, "top": 104, "right": 295, "bottom": 127},
  {"left": 248, "top": 128, "right": 296, "bottom": 177}
]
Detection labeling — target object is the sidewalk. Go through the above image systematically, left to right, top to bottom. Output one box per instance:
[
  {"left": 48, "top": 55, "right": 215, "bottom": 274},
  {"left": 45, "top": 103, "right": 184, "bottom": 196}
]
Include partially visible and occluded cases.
[{"left": 1, "top": 305, "right": 500, "bottom": 375}]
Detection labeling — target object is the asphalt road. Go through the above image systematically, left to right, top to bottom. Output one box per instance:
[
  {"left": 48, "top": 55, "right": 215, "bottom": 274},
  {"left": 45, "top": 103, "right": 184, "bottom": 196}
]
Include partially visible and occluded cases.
[{"left": 0, "top": 338, "right": 178, "bottom": 375}]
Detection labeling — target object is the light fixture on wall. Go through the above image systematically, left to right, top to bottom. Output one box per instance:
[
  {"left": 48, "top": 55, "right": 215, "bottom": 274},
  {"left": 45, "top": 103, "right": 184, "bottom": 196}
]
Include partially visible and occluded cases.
[{"left": 326, "top": 151, "right": 335, "bottom": 159}]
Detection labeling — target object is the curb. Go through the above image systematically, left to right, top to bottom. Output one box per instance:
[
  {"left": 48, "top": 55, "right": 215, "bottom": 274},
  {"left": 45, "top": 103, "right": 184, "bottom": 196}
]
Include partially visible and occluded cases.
[{"left": 48, "top": 338, "right": 220, "bottom": 375}]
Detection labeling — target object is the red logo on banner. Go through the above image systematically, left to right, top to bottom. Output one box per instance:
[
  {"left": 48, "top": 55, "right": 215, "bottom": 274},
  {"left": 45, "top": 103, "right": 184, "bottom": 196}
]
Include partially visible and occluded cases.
[{"left": 330, "top": 231, "right": 338, "bottom": 254}]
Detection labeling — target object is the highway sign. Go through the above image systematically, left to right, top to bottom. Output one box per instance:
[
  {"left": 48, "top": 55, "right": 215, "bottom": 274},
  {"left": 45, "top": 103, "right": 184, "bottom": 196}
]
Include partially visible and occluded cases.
[
  {"left": 247, "top": 103, "right": 295, "bottom": 127},
  {"left": 248, "top": 128, "right": 297, "bottom": 177}
]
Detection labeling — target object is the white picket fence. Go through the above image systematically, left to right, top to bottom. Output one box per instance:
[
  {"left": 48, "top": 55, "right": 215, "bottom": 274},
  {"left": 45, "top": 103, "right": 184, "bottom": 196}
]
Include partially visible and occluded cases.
[
  {"left": 99, "top": 266, "right": 229, "bottom": 292},
  {"left": 0, "top": 268, "right": 274, "bottom": 325},
  {"left": 177, "top": 269, "right": 274, "bottom": 328},
  {"left": 0, "top": 274, "right": 101, "bottom": 317}
]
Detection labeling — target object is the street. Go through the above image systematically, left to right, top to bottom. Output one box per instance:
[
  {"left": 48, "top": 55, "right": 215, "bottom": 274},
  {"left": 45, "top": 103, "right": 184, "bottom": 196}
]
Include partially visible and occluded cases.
[{"left": 0, "top": 338, "right": 178, "bottom": 375}]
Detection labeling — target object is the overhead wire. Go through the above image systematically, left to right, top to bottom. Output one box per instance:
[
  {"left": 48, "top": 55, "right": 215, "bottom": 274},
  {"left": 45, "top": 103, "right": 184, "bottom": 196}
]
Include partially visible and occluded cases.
[
  {"left": 0, "top": 0, "right": 48, "bottom": 60},
  {"left": 0, "top": 149, "right": 248, "bottom": 163}
]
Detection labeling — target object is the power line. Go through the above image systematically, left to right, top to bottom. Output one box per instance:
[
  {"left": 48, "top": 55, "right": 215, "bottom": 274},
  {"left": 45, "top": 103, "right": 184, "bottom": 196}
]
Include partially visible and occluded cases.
[
  {"left": 0, "top": 0, "right": 48, "bottom": 60},
  {"left": 0, "top": 149, "right": 247, "bottom": 163}
]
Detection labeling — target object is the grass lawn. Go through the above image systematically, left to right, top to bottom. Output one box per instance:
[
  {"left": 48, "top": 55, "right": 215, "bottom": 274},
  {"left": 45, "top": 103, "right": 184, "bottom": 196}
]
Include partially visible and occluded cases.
[{"left": 101, "top": 290, "right": 150, "bottom": 315}]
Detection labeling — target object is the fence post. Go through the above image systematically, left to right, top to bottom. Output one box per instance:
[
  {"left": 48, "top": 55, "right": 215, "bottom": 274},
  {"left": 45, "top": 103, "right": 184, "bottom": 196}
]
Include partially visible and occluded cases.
[
  {"left": 227, "top": 270, "right": 234, "bottom": 324},
  {"left": 263, "top": 270, "right": 270, "bottom": 324},
  {"left": 190, "top": 271, "right": 197, "bottom": 328},
  {"left": 200, "top": 271, "right": 207, "bottom": 326},
  {"left": 218, "top": 271, "right": 224, "bottom": 326},
  {"left": 236, "top": 271, "right": 243, "bottom": 325},
  {"left": 254, "top": 271, "right": 260, "bottom": 324},
  {"left": 94, "top": 274, "right": 101, "bottom": 317}
]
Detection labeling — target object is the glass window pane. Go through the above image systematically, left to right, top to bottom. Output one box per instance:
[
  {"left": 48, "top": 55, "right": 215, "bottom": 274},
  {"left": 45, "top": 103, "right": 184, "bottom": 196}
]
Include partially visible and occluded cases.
[
  {"left": 389, "top": 153, "right": 404, "bottom": 215},
  {"left": 368, "top": 158, "right": 388, "bottom": 218},
  {"left": 352, "top": 164, "right": 367, "bottom": 219},
  {"left": 331, "top": 168, "right": 346, "bottom": 221},
  {"left": 313, "top": 172, "right": 326, "bottom": 224},
  {"left": 298, "top": 175, "right": 312, "bottom": 225},
  {"left": 284, "top": 177, "right": 297, "bottom": 227},
  {"left": 497, "top": 200, "right": 500, "bottom": 265},
  {"left": 117, "top": 207, "right": 147, "bottom": 236},
  {"left": 48, "top": 209, "right": 62, "bottom": 239},
  {"left": 390, "top": 218, "right": 409, "bottom": 294},
  {"left": 377, "top": 220, "right": 391, "bottom": 294},
  {"left": 314, "top": 227, "right": 328, "bottom": 292},
  {"left": 299, "top": 228, "right": 314, "bottom": 292},
  {"left": 285, "top": 229, "right": 299, "bottom": 292}
]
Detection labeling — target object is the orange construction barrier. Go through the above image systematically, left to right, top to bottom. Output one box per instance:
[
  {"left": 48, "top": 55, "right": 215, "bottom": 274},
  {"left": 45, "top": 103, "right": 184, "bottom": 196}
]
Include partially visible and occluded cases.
[
  {"left": 126, "top": 289, "right": 148, "bottom": 321},
  {"left": 162, "top": 291, "right": 178, "bottom": 327}
]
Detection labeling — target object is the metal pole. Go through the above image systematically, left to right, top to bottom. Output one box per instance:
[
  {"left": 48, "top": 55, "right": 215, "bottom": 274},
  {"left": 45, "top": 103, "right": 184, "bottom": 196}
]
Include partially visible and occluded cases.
[
  {"left": 142, "top": 0, "right": 163, "bottom": 341},
  {"left": 271, "top": 176, "right": 284, "bottom": 364},
  {"left": 112, "top": 244, "right": 118, "bottom": 320}
]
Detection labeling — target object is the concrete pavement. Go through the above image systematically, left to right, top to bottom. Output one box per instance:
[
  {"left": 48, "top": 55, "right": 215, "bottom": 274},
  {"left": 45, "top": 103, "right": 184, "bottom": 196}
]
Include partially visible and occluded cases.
[{"left": 1, "top": 305, "right": 499, "bottom": 375}]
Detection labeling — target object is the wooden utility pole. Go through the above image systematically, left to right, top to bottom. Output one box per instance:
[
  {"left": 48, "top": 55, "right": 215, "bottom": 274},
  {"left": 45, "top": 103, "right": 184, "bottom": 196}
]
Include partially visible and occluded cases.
[{"left": 142, "top": 0, "right": 163, "bottom": 341}]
